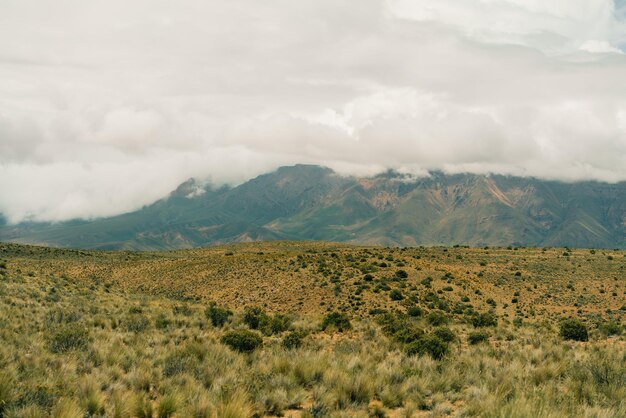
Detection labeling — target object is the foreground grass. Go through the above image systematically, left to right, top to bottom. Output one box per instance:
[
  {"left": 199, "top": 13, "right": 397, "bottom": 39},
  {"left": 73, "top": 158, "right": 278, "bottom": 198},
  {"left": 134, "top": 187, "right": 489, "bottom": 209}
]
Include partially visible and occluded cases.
[{"left": 0, "top": 244, "right": 624, "bottom": 417}]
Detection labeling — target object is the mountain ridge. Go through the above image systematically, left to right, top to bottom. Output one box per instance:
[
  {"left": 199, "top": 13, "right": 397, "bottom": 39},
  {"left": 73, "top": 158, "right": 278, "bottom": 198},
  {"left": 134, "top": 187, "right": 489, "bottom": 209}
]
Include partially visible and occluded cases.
[{"left": 1, "top": 165, "right": 624, "bottom": 250}]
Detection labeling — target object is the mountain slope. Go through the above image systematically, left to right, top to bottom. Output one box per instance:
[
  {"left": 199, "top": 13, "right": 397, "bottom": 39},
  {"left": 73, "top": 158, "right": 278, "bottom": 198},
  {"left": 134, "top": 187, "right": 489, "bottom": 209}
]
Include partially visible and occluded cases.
[{"left": 1, "top": 165, "right": 624, "bottom": 249}]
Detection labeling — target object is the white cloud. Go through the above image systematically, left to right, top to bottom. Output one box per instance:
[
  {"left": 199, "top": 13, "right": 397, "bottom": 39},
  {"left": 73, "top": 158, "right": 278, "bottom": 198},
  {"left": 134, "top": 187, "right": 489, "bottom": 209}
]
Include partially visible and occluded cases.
[
  {"left": 0, "top": 0, "right": 626, "bottom": 223},
  {"left": 579, "top": 39, "right": 624, "bottom": 53}
]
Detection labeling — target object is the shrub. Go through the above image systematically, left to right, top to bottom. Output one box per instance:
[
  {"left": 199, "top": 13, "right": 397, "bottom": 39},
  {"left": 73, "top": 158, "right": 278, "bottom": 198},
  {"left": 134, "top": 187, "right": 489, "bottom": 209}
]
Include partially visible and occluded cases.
[
  {"left": 395, "top": 270, "right": 408, "bottom": 279},
  {"left": 389, "top": 289, "right": 404, "bottom": 301},
  {"left": 205, "top": 303, "right": 232, "bottom": 328},
  {"left": 243, "top": 306, "right": 269, "bottom": 330},
  {"left": 407, "top": 306, "right": 423, "bottom": 317},
  {"left": 242, "top": 307, "right": 291, "bottom": 335},
  {"left": 427, "top": 311, "right": 448, "bottom": 326},
  {"left": 321, "top": 312, "right": 352, "bottom": 332},
  {"left": 471, "top": 312, "right": 497, "bottom": 328},
  {"left": 264, "top": 314, "right": 291, "bottom": 335},
  {"left": 560, "top": 319, "right": 589, "bottom": 341},
  {"left": 601, "top": 321, "right": 622, "bottom": 336},
  {"left": 48, "top": 325, "right": 90, "bottom": 353},
  {"left": 434, "top": 327, "right": 456, "bottom": 343},
  {"left": 221, "top": 330, "right": 263, "bottom": 353},
  {"left": 282, "top": 331, "right": 305, "bottom": 349},
  {"left": 468, "top": 331, "right": 489, "bottom": 345},
  {"left": 405, "top": 335, "right": 449, "bottom": 360}
]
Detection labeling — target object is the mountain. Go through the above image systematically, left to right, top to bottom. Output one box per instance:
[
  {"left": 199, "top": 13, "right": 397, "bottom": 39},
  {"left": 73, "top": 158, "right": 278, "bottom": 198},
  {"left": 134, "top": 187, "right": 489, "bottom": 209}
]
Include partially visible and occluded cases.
[{"left": 1, "top": 165, "right": 624, "bottom": 249}]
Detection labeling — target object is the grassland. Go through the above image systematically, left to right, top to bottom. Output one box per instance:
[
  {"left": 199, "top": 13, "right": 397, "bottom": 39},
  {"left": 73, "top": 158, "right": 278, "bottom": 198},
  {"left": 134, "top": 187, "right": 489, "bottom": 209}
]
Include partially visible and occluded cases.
[{"left": 0, "top": 242, "right": 624, "bottom": 417}]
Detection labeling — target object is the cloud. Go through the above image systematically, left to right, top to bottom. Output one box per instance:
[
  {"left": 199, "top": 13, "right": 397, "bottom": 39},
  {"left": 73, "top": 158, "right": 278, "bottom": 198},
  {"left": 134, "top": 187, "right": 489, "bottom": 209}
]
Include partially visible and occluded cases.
[{"left": 0, "top": 0, "right": 626, "bottom": 223}]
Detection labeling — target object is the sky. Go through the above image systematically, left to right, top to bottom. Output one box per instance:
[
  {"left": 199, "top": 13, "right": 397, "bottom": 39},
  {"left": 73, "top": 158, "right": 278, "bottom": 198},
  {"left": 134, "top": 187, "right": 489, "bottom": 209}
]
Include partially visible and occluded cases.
[{"left": 1, "top": 0, "right": 626, "bottom": 223}]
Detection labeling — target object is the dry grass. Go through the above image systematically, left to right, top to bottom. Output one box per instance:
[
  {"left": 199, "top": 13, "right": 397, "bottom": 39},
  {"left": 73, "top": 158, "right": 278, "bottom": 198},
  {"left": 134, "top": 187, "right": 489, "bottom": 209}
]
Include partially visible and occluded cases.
[{"left": 0, "top": 242, "right": 624, "bottom": 417}]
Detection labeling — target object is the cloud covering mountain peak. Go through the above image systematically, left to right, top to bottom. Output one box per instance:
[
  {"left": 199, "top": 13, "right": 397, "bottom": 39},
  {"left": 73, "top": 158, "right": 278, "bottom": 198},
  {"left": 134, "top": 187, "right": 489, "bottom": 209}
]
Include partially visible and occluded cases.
[{"left": 1, "top": 0, "right": 626, "bottom": 223}]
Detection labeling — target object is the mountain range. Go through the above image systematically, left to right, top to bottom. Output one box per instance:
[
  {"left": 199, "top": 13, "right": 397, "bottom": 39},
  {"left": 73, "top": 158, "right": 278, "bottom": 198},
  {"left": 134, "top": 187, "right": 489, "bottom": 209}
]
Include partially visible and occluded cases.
[{"left": 1, "top": 165, "right": 624, "bottom": 250}]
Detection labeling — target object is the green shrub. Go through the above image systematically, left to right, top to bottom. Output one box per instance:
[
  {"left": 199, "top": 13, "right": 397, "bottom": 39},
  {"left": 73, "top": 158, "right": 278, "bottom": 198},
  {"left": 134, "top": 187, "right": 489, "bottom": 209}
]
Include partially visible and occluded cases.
[
  {"left": 395, "top": 270, "right": 408, "bottom": 279},
  {"left": 389, "top": 289, "right": 404, "bottom": 301},
  {"left": 205, "top": 303, "right": 233, "bottom": 328},
  {"left": 242, "top": 306, "right": 291, "bottom": 335},
  {"left": 243, "top": 306, "right": 269, "bottom": 330},
  {"left": 407, "top": 306, "right": 423, "bottom": 317},
  {"left": 427, "top": 311, "right": 448, "bottom": 326},
  {"left": 321, "top": 312, "right": 351, "bottom": 332},
  {"left": 471, "top": 312, "right": 497, "bottom": 328},
  {"left": 264, "top": 314, "right": 291, "bottom": 335},
  {"left": 560, "top": 319, "right": 589, "bottom": 341},
  {"left": 600, "top": 321, "right": 622, "bottom": 336},
  {"left": 48, "top": 325, "right": 90, "bottom": 353},
  {"left": 434, "top": 327, "right": 456, "bottom": 343},
  {"left": 221, "top": 329, "right": 263, "bottom": 353},
  {"left": 282, "top": 331, "right": 305, "bottom": 349},
  {"left": 468, "top": 331, "right": 489, "bottom": 345},
  {"left": 405, "top": 335, "right": 448, "bottom": 360}
]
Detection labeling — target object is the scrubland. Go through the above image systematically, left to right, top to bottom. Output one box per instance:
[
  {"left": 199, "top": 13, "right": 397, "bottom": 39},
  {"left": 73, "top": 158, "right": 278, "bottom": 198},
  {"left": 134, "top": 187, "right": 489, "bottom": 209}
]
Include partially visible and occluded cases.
[{"left": 0, "top": 242, "right": 624, "bottom": 417}]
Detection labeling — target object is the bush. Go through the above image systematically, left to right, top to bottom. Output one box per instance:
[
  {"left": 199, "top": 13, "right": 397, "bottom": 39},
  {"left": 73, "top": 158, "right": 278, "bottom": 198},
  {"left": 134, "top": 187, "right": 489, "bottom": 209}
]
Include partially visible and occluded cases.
[
  {"left": 395, "top": 270, "right": 408, "bottom": 279},
  {"left": 389, "top": 289, "right": 404, "bottom": 301},
  {"left": 205, "top": 303, "right": 233, "bottom": 328},
  {"left": 243, "top": 306, "right": 268, "bottom": 330},
  {"left": 407, "top": 306, "right": 423, "bottom": 317},
  {"left": 242, "top": 307, "right": 291, "bottom": 335},
  {"left": 427, "top": 311, "right": 448, "bottom": 326},
  {"left": 321, "top": 312, "right": 352, "bottom": 332},
  {"left": 471, "top": 312, "right": 497, "bottom": 328},
  {"left": 377, "top": 313, "right": 421, "bottom": 341},
  {"left": 264, "top": 314, "right": 291, "bottom": 335},
  {"left": 560, "top": 319, "right": 589, "bottom": 341},
  {"left": 601, "top": 321, "right": 622, "bottom": 336},
  {"left": 48, "top": 325, "right": 90, "bottom": 353},
  {"left": 434, "top": 327, "right": 456, "bottom": 343},
  {"left": 221, "top": 330, "right": 263, "bottom": 353},
  {"left": 282, "top": 331, "right": 305, "bottom": 349},
  {"left": 468, "top": 331, "right": 489, "bottom": 345},
  {"left": 405, "top": 335, "right": 449, "bottom": 360}
]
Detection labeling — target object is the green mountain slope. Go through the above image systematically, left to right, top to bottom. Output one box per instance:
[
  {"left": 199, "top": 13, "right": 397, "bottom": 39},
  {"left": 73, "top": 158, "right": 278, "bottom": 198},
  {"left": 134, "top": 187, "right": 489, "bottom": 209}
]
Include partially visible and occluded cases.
[{"left": 1, "top": 165, "right": 624, "bottom": 249}]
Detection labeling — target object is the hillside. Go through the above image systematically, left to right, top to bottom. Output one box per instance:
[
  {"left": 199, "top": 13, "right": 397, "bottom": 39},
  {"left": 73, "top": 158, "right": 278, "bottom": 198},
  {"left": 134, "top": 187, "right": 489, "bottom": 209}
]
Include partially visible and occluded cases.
[
  {"left": 1, "top": 165, "right": 625, "bottom": 250},
  {"left": 0, "top": 241, "right": 624, "bottom": 417},
  {"left": 3, "top": 241, "right": 624, "bottom": 319}
]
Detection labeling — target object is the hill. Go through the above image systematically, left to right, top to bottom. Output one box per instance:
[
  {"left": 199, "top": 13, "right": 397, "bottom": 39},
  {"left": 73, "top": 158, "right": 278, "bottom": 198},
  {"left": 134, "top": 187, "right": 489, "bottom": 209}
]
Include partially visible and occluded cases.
[
  {"left": 1, "top": 165, "right": 625, "bottom": 250},
  {"left": 0, "top": 241, "right": 624, "bottom": 417},
  {"left": 2, "top": 241, "right": 623, "bottom": 319}
]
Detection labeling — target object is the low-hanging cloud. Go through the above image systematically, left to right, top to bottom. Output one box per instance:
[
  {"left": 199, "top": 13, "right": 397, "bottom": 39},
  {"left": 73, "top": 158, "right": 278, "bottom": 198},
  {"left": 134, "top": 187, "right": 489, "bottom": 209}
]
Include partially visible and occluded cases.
[{"left": 1, "top": 0, "right": 626, "bottom": 223}]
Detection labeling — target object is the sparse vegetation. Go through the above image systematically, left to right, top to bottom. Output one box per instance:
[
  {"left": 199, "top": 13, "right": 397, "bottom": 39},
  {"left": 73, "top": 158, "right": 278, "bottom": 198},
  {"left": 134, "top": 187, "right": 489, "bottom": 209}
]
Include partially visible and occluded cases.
[{"left": 0, "top": 242, "right": 624, "bottom": 416}]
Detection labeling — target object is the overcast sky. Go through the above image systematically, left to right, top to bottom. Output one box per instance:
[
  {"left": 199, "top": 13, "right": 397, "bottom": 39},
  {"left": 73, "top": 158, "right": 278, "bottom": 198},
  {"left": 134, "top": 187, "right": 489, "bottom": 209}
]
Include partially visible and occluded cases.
[{"left": 1, "top": 0, "right": 626, "bottom": 223}]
